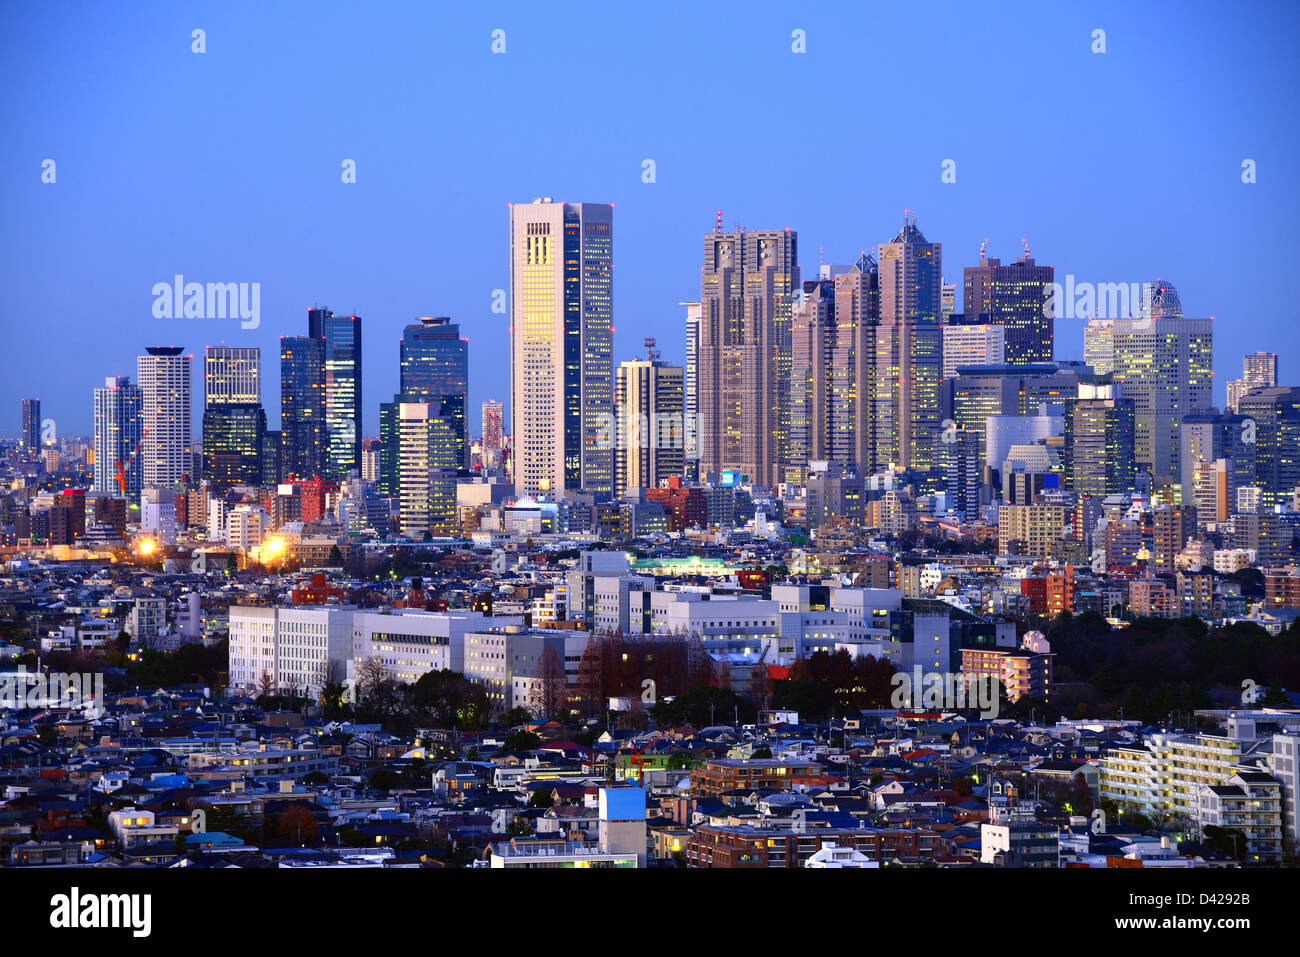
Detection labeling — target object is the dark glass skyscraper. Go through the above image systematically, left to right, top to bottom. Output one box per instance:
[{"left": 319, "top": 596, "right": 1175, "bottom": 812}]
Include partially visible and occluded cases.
[
  {"left": 963, "top": 253, "right": 1055, "bottom": 364},
  {"left": 309, "top": 307, "right": 362, "bottom": 479},
  {"left": 399, "top": 316, "right": 469, "bottom": 466},
  {"left": 280, "top": 335, "right": 325, "bottom": 479},
  {"left": 20, "top": 398, "right": 40, "bottom": 451},
  {"left": 202, "top": 403, "right": 266, "bottom": 490}
]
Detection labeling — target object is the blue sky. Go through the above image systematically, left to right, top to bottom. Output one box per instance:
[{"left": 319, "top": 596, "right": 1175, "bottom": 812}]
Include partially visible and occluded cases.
[{"left": 3, "top": 0, "right": 1298, "bottom": 439}]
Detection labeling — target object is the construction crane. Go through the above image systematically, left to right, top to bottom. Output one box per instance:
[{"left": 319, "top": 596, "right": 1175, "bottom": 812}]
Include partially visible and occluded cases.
[{"left": 115, "top": 429, "right": 148, "bottom": 495}]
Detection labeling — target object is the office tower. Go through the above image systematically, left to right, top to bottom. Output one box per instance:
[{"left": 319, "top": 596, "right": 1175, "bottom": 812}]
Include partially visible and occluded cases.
[
  {"left": 509, "top": 199, "right": 614, "bottom": 498},
  {"left": 875, "top": 215, "right": 943, "bottom": 471},
  {"left": 697, "top": 226, "right": 798, "bottom": 488},
  {"left": 962, "top": 251, "right": 1055, "bottom": 363},
  {"left": 831, "top": 252, "right": 879, "bottom": 472},
  {"left": 789, "top": 278, "right": 835, "bottom": 479},
  {"left": 941, "top": 281, "right": 956, "bottom": 322},
  {"left": 1082, "top": 285, "right": 1212, "bottom": 484},
  {"left": 682, "top": 301, "right": 701, "bottom": 480},
  {"left": 308, "top": 307, "right": 363, "bottom": 479},
  {"left": 400, "top": 316, "right": 470, "bottom": 467},
  {"left": 1083, "top": 319, "right": 1115, "bottom": 374},
  {"left": 942, "top": 324, "right": 1006, "bottom": 378},
  {"left": 280, "top": 335, "right": 325, "bottom": 479},
  {"left": 615, "top": 340, "right": 685, "bottom": 496},
  {"left": 136, "top": 346, "right": 192, "bottom": 490},
  {"left": 204, "top": 346, "right": 260, "bottom": 406},
  {"left": 1226, "top": 351, "right": 1279, "bottom": 412},
  {"left": 945, "top": 362, "right": 1088, "bottom": 441},
  {"left": 92, "top": 376, "right": 143, "bottom": 499},
  {"left": 1062, "top": 381, "right": 1136, "bottom": 497},
  {"left": 1236, "top": 386, "right": 1300, "bottom": 507},
  {"left": 20, "top": 398, "right": 40, "bottom": 451},
  {"left": 481, "top": 400, "right": 504, "bottom": 469},
  {"left": 398, "top": 401, "right": 459, "bottom": 538},
  {"left": 201, "top": 403, "right": 266, "bottom": 490},
  {"left": 986, "top": 406, "right": 1064, "bottom": 475},
  {"left": 1179, "top": 412, "right": 1255, "bottom": 510},
  {"left": 262, "top": 428, "right": 282, "bottom": 486},
  {"left": 942, "top": 428, "right": 983, "bottom": 523},
  {"left": 360, "top": 438, "right": 379, "bottom": 483},
  {"left": 1192, "top": 460, "right": 1231, "bottom": 525}
]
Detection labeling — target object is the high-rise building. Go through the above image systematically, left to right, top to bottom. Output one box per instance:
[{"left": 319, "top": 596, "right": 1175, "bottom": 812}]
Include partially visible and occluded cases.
[
  {"left": 509, "top": 199, "right": 614, "bottom": 498},
  {"left": 875, "top": 216, "right": 943, "bottom": 471},
  {"left": 697, "top": 227, "right": 798, "bottom": 488},
  {"left": 831, "top": 252, "right": 879, "bottom": 472},
  {"left": 962, "top": 252, "right": 1054, "bottom": 363},
  {"left": 789, "top": 278, "right": 835, "bottom": 479},
  {"left": 941, "top": 281, "right": 956, "bottom": 322},
  {"left": 1082, "top": 285, "right": 1212, "bottom": 484},
  {"left": 682, "top": 301, "right": 701, "bottom": 480},
  {"left": 308, "top": 307, "right": 362, "bottom": 479},
  {"left": 400, "top": 316, "right": 469, "bottom": 467},
  {"left": 942, "top": 324, "right": 1006, "bottom": 378},
  {"left": 280, "top": 335, "right": 325, "bottom": 480},
  {"left": 614, "top": 341, "right": 685, "bottom": 497},
  {"left": 137, "top": 346, "right": 192, "bottom": 490},
  {"left": 204, "top": 346, "right": 260, "bottom": 406},
  {"left": 1226, "top": 351, "right": 1279, "bottom": 412},
  {"left": 92, "top": 376, "right": 143, "bottom": 499},
  {"left": 1063, "top": 381, "right": 1136, "bottom": 497},
  {"left": 1236, "top": 386, "right": 1300, "bottom": 507},
  {"left": 20, "top": 398, "right": 40, "bottom": 451},
  {"left": 481, "top": 399, "right": 504, "bottom": 469},
  {"left": 398, "top": 401, "right": 460, "bottom": 538},
  {"left": 201, "top": 403, "right": 266, "bottom": 490},
  {"left": 1179, "top": 411, "right": 1255, "bottom": 511},
  {"left": 1152, "top": 506, "right": 1197, "bottom": 574}
]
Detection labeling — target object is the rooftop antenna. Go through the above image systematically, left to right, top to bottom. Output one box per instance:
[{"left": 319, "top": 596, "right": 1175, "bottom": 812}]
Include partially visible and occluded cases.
[
  {"left": 714, "top": 210, "right": 723, "bottom": 234},
  {"left": 979, "top": 237, "right": 989, "bottom": 263},
  {"left": 1021, "top": 237, "right": 1031, "bottom": 259},
  {"left": 819, "top": 245, "right": 824, "bottom": 270},
  {"left": 644, "top": 337, "right": 659, "bottom": 362}
]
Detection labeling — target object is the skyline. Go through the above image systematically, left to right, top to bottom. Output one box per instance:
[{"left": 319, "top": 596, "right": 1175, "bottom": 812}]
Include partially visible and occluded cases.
[{"left": 5, "top": 1, "right": 1299, "bottom": 439}]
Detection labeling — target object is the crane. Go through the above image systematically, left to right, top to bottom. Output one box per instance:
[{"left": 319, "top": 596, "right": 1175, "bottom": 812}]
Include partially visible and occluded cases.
[{"left": 115, "top": 428, "right": 148, "bottom": 495}]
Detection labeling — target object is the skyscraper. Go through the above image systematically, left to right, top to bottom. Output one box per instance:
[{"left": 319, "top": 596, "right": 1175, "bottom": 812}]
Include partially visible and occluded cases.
[
  {"left": 509, "top": 199, "right": 613, "bottom": 498},
  {"left": 875, "top": 216, "right": 943, "bottom": 471},
  {"left": 697, "top": 226, "right": 798, "bottom": 488},
  {"left": 831, "top": 252, "right": 879, "bottom": 472},
  {"left": 962, "top": 252, "right": 1055, "bottom": 363},
  {"left": 789, "top": 277, "right": 835, "bottom": 479},
  {"left": 1082, "top": 283, "right": 1212, "bottom": 484},
  {"left": 682, "top": 301, "right": 701, "bottom": 481},
  {"left": 309, "top": 307, "right": 362, "bottom": 479},
  {"left": 398, "top": 316, "right": 469, "bottom": 467},
  {"left": 942, "top": 324, "right": 1006, "bottom": 378},
  {"left": 280, "top": 335, "right": 325, "bottom": 480},
  {"left": 614, "top": 341, "right": 685, "bottom": 497},
  {"left": 137, "top": 346, "right": 192, "bottom": 490},
  {"left": 204, "top": 346, "right": 260, "bottom": 406},
  {"left": 1226, "top": 351, "right": 1279, "bottom": 412},
  {"left": 92, "top": 376, "right": 143, "bottom": 498},
  {"left": 1062, "top": 381, "right": 1136, "bottom": 497},
  {"left": 1236, "top": 386, "right": 1300, "bottom": 508},
  {"left": 20, "top": 398, "right": 40, "bottom": 451},
  {"left": 481, "top": 399, "right": 504, "bottom": 470},
  {"left": 398, "top": 401, "right": 459, "bottom": 538},
  {"left": 202, "top": 404, "right": 266, "bottom": 490},
  {"left": 1179, "top": 411, "right": 1255, "bottom": 511}
]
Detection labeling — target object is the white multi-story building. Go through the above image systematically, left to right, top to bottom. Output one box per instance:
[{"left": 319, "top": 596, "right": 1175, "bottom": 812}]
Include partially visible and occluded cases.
[
  {"left": 204, "top": 345, "right": 260, "bottom": 406},
  {"left": 226, "top": 505, "right": 269, "bottom": 551},
  {"left": 228, "top": 605, "right": 355, "bottom": 697},
  {"left": 351, "top": 609, "right": 523, "bottom": 682},
  {"left": 462, "top": 626, "right": 588, "bottom": 714},
  {"left": 1197, "top": 770, "right": 1283, "bottom": 863}
]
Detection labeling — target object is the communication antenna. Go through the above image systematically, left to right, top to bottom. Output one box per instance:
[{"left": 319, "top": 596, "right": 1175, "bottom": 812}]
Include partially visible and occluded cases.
[
  {"left": 714, "top": 210, "right": 723, "bottom": 234},
  {"left": 979, "top": 237, "right": 989, "bottom": 263},
  {"left": 644, "top": 337, "right": 659, "bottom": 362}
]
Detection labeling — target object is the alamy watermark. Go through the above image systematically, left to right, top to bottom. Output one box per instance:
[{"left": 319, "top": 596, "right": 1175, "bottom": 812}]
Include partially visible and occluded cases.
[
  {"left": 152, "top": 275, "right": 260, "bottom": 329},
  {"left": 1044, "top": 276, "right": 1160, "bottom": 325},
  {"left": 1, "top": 668, "right": 105, "bottom": 719},
  {"left": 890, "top": 668, "right": 1001, "bottom": 719}
]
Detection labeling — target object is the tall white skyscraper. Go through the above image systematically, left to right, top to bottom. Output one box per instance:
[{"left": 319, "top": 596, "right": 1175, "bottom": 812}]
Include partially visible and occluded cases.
[
  {"left": 509, "top": 199, "right": 613, "bottom": 498},
  {"left": 682, "top": 301, "right": 701, "bottom": 479},
  {"left": 615, "top": 342, "right": 684, "bottom": 497},
  {"left": 204, "top": 345, "right": 260, "bottom": 406},
  {"left": 137, "top": 346, "right": 193, "bottom": 490}
]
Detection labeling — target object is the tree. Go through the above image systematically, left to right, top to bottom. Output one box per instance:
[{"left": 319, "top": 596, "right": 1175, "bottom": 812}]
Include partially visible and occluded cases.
[
  {"left": 328, "top": 545, "right": 343, "bottom": 566},
  {"left": 225, "top": 553, "right": 238, "bottom": 575},
  {"left": 537, "top": 645, "right": 569, "bottom": 721},
  {"left": 256, "top": 669, "right": 276, "bottom": 700},
  {"left": 501, "top": 706, "right": 533, "bottom": 728},
  {"left": 502, "top": 730, "right": 541, "bottom": 752},
  {"left": 528, "top": 789, "right": 554, "bottom": 809},
  {"left": 276, "top": 804, "right": 320, "bottom": 845}
]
